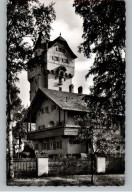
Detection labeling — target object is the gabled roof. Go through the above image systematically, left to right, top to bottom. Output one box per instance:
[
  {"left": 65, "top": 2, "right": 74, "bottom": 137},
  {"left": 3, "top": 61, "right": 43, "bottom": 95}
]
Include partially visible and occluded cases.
[
  {"left": 34, "top": 33, "right": 77, "bottom": 59},
  {"left": 39, "top": 87, "right": 88, "bottom": 112},
  {"left": 24, "top": 88, "right": 88, "bottom": 122}
]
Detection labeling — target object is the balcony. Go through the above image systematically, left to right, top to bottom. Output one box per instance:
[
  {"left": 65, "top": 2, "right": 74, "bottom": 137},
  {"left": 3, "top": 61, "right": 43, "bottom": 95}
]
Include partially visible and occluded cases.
[{"left": 27, "top": 126, "right": 79, "bottom": 140}]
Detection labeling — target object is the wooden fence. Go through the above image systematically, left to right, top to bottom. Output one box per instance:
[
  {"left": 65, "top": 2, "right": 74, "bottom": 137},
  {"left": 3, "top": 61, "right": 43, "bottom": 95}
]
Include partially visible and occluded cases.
[{"left": 7, "top": 158, "right": 37, "bottom": 178}]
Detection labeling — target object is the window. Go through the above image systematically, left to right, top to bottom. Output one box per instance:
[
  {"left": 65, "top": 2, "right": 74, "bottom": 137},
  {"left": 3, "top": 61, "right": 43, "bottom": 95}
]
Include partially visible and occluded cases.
[
  {"left": 59, "top": 48, "right": 66, "bottom": 53},
  {"left": 52, "top": 56, "right": 59, "bottom": 61},
  {"left": 62, "top": 58, "right": 68, "bottom": 63},
  {"left": 59, "top": 77, "right": 62, "bottom": 85},
  {"left": 69, "top": 84, "right": 74, "bottom": 93},
  {"left": 78, "top": 86, "right": 83, "bottom": 94},
  {"left": 59, "top": 87, "right": 62, "bottom": 91},
  {"left": 51, "top": 104, "right": 56, "bottom": 111},
  {"left": 45, "top": 106, "right": 49, "bottom": 113},
  {"left": 48, "top": 121, "right": 54, "bottom": 128},
  {"left": 60, "top": 140, "right": 62, "bottom": 149},
  {"left": 53, "top": 141, "right": 56, "bottom": 150},
  {"left": 57, "top": 141, "right": 60, "bottom": 149},
  {"left": 47, "top": 142, "right": 50, "bottom": 150},
  {"left": 50, "top": 142, "right": 53, "bottom": 150},
  {"left": 42, "top": 143, "right": 47, "bottom": 150},
  {"left": 35, "top": 144, "right": 38, "bottom": 150}
]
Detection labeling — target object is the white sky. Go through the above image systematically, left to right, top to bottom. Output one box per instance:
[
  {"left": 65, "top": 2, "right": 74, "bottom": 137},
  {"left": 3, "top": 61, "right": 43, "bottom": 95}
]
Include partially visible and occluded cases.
[{"left": 18, "top": 0, "right": 94, "bottom": 107}]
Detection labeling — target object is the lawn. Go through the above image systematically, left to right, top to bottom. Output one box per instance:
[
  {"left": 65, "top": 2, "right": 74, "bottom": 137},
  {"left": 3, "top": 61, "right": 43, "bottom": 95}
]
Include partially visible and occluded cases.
[{"left": 7, "top": 174, "right": 125, "bottom": 186}]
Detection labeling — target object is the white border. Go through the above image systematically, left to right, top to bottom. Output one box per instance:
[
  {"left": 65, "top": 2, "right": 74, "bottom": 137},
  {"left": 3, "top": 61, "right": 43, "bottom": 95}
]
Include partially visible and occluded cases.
[{"left": 0, "top": 0, "right": 132, "bottom": 191}]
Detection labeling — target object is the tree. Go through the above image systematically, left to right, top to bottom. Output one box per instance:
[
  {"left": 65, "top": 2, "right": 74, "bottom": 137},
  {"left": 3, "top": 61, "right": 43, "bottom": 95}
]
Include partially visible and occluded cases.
[
  {"left": 7, "top": 0, "right": 56, "bottom": 179},
  {"left": 73, "top": 0, "right": 125, "bottom": 117},
  {"left": 73, "top": 0, "right": 125, "bottom": 183},
  {"left": 75, "top": 104, "right": 124, "bottom": 184}
]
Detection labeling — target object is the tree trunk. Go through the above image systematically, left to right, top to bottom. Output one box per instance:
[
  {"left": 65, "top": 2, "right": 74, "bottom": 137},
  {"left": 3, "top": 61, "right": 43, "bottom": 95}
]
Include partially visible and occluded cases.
[
  {"left": 8, "top": 122, "right": 14, "bottom": 179},
  {"left": 91, "top": 153, "right": 94, "bottom": 185}
]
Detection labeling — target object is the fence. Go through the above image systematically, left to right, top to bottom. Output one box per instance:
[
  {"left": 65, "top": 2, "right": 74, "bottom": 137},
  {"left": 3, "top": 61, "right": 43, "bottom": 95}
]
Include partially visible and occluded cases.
[
  {"left": 7, "top": 155, "right": 125, "bottom": 178},
  {"left": 106, "top": 156, "right": 125, "bottom": 174},
  {"left": 9, "top": 158, "right": 37, "bottom": 178},
  {"left": 48, "top": 158, "right": 92, "bottom": 176}
]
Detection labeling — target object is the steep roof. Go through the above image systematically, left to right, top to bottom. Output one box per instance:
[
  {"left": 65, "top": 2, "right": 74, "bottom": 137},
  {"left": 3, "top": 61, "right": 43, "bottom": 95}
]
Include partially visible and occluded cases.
[
  {"left": 34, "top": 33, "right": 77, "bottom": 59},
  {"left": 39, "top": 87, "right": 88, "bottom": 112},
  {"left": 24, "top": 88, "right": 88, "bottom": 122}
]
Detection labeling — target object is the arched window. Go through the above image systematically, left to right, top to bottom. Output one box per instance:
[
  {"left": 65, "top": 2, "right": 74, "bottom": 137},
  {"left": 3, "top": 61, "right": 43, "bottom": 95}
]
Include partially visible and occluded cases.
[
  {"left": 69, "top": 84, "right": 74, "bottom": 93},
  {"left": 78, "top": 86, "right": 83, "bottom": 94},
  {"left": 48, "top": 121, "right": 55, "bottom": 128}
]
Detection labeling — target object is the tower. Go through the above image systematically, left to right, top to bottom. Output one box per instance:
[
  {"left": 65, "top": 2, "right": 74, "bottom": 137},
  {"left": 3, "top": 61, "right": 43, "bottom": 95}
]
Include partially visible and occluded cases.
[{"left": 27, "top": 33, "right": 77, "bottom": 101}]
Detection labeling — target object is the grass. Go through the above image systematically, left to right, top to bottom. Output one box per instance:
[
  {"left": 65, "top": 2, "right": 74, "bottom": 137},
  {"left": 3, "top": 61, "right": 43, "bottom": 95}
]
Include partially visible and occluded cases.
[{"left": 7, "top": 174, "right": 125, "bottom": 186}]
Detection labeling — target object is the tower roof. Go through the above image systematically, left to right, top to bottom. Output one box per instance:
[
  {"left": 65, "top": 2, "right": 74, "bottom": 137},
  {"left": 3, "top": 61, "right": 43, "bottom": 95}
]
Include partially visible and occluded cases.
[{"left": 34, "top": 33, "right": 77, "bottom": 59}]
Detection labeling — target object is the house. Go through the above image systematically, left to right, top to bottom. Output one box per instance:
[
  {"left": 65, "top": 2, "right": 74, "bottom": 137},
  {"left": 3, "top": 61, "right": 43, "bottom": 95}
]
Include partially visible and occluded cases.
[
  {"left": 24, "top": 33, "right": 89, "bottom": 156},
  {"left": 24, "top": 33, "right": 125, "bottom": 158}
]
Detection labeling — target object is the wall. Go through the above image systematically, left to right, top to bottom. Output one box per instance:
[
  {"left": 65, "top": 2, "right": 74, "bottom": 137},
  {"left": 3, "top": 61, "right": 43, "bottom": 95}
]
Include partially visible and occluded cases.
[
  {"left": 47, "top": 42, "right": 75, "bottom": 92},
  {"left": 47, "top": 42, "right": 75, "bottom": 73},
  {"left": 28, "top": 52, "right": 48, "bottom": 101},
  {"left": 48, "top": 74, "right": 73, "bottom": 92},
  {"left": 36, "top": 97, "right": 65, "bottom": 129},
  {"left": 33, "top": 136, "right": 86, "bottom": 155}
]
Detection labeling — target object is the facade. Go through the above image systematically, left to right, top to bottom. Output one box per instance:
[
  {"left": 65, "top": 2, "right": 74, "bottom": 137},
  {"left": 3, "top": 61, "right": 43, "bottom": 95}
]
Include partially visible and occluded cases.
[{"left": 24, "top": 33, "right": 89, "bottom": 156}]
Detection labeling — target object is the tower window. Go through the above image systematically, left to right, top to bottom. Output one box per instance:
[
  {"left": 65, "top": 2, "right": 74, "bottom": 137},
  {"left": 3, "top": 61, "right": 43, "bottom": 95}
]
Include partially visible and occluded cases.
[
  {"left": 59, "top": 48, "right": 66, "bottom": 53},
  {"left": 52, "top": 56, "right": 59, "bottom": 61},
  {"left": 62, "top": 58, "right": 68, "bottom": 63},
  {"left": 59, "top": 77, "right": 62, "bottom": 85},
  {"left": 69, "top": 84, "right": 74, "bottom": 93},
  {"left": 78, "top": 86, "right": 83, "bottom": 94},
  {"left": 59, "top": 87, "right": 62, "bottom": 91}
]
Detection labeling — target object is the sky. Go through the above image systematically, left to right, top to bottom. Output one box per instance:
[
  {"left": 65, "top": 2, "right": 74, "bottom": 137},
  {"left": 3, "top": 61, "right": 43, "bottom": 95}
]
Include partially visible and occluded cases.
[{"left": 18, "top": 0, "right": 94, "bottom": 107}]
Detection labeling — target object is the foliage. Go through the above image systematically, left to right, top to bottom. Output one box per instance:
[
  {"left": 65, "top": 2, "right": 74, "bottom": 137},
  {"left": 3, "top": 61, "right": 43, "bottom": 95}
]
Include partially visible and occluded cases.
[
  {"left": 7, "top": 0, "right": 56, "bottom": 111},
  {"left": 73, "top": 0, "right": 125, "bottom": 117},
  {"left": 7, "top": 1, "right": 56, "bottom": 178},
  {"left": 12, "top": 107, "right": 28, "bottom": 139},
  {"left": 74, "top": 110, "right": 124, "bottom": 156}
]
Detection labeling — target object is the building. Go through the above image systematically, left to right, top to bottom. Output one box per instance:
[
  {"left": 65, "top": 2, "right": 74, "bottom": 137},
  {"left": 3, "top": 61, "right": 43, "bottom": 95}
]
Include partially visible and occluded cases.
[{"left": 24, "top": 33, "right": 89, "bottom": 156}]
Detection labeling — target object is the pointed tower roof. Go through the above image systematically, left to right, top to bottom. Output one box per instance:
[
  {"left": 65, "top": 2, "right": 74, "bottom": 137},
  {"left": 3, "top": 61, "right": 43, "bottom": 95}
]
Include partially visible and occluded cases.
[{"left": 34, "top": 32, "right": 77, "bottom": 59}]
